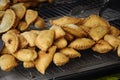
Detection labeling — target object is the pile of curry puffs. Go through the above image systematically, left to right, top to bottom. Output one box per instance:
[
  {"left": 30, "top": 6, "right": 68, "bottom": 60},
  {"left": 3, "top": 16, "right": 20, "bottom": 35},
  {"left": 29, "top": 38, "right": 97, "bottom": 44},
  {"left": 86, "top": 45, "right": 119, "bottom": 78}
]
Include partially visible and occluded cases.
[{"left": 0, "top": 14, "right": 120, "bottom": 74}]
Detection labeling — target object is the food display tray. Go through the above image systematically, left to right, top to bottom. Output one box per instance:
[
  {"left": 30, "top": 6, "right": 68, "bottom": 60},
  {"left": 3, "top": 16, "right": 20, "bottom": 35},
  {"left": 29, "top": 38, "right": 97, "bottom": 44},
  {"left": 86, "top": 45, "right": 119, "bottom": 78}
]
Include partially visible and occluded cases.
[{"left": 1, "top": 0, "right": 120, "bottom": 80}]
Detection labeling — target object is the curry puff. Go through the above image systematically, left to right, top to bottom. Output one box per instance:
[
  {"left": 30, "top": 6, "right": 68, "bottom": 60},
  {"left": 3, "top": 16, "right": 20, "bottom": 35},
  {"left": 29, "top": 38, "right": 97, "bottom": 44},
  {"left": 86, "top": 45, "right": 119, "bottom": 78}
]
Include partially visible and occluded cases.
[
  {"left": 0, "top": 0, "right": 10, "bottom": 11},
  {"left": 11, "top": 3, "right": 26, "bottom": 20},
  {"left": 0, "top": 9, "right": 16, "bottom": 33},
  {"left": 25, "top": 9, "right": 38, "bottom": 25},
  {"left": 83, "top": 14, "right": 110, "bottom": 29},
  {"left": 50, "top": 16, "right": 82, "bottom": 26},
  {"left": 34, "top": 17, "right": 45, "bottom": 29},
  {"left": 18, "top": 21, "right": 29, "bottom": 31},
  {"left": 62, "top": 24, "right": 87, "bottom": 38},
  {"left": 50, "top": 25, "right": 66, "bottom": 39},
  {"left": 89, "top": 26, "right": 108, "bottom": 41},
  {"left": 109, "top": 26, "right": 120, "bottom": 37},
  {"left": 35, "top": 30, "right": 54, "bottom": 51},
  {"left": 2, "top": 31, "right": 19, "bottom": 53},
  {"left": 21, "top": 31, "right": 37, "bottom": 47},
  {"left": 64, "top": 32, "right": 74, "bottom": 42},
  {"left": 104, "top": 34, "right": 120, "bottom": 50},
  {"left": 18, "top": 35, "right": 28, "bottom": 49},
  {"left": 54, "top": 37, "right": 67, "bottom": 49},
  {"left": 69, "top": 38, "right": 95, "bottom": 50},
  {"left": 92, "top": 40, "right": 113, "bottom": 53},
  {"left": 117, "top": 45, "right": 120, "bottom": 57},
  {"left": 35, "top": 46, "right": 56, "bottom": 74},
  {"left": 59, "top": 47, "right": 81, "bottom": 58},
  {"left": 14, "top": 49, "right": 37, "bottom": 62},
  {"left": 53, "top": 52, "right": 69, "bottom": 66},
  {"left": 0, "top": 54, "right": 18, "bottom": 71},
  {"left": 23, "top": 61, "right": 35, "bottom": 68}
]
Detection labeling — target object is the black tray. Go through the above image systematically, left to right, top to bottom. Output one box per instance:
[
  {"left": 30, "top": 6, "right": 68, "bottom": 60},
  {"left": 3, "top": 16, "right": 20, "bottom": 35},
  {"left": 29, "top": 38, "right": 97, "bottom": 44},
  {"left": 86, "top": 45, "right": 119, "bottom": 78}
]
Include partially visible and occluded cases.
[{"left": 1, "top": 0, "right": 120, "bottom": 80}]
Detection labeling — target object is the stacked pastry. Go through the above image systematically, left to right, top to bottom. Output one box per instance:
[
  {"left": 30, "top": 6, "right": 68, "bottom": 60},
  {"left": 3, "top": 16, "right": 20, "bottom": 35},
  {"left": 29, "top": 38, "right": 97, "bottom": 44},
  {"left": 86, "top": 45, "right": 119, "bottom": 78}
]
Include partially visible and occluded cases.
[{"left": 0, "top": 14, "right": 120, "bottom": 75}]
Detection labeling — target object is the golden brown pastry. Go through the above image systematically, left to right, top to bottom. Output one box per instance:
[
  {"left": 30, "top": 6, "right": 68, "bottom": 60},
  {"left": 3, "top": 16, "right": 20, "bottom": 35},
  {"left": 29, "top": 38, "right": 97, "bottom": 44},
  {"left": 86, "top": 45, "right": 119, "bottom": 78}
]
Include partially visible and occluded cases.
[
  {"left": 0, "top": 0, "right": 10, "bottom": 11},
  {"left": 11, "top": 3, "right": 26, "bottom": 20},
  {"left": 0, "top": 9, "right": 16, "bottom": 33},
  {"left": 25, "top": 9, "right": 38, "bottom": 25},
  {"left": 0, "top": 11, "right": 5, "bottom": 19},
  {"left": 83, "top": 14, "right": 110, "bottom": 29},
  {"left": 50, "top": 16, "right": 82, "bottom": 26},
  {"left": 34, "top": 17, "right": 45, "bottom": 29},
  {"left": 18, "top": 21, "right": 29, "bottom": 31},
  {"left": 62, "top": 24, "right": 87, "bottom": 38},
  {"left": 50, "top": 25, "right": 66, "bottom": 39},
  {"left": 89, "top": 26, "right": 108, "bottom": 41},
  {"left": 109, "top": 26, "right": 120, "bottom": 37},
  {"left": 7, "top": 29, "right": 20, "bottom": 34},
  {"left": 30, "top": 30, "right": 41, "bottom": 35},
  {"left": 35, "top": 30, "right": 54, "bottom": 51},
  {"left": 2, "top": 31, "right": 19, "bottom": 53},
  {"left": 21, "top": 31, "right": 37, "bottom": 47},
  {"left": 64, "top": 32, "right": 74, "bottom": 42},
  {"left": 104, "top": 34, "right": 120, "bottom": 50},
  {"left": 18, "top": 35, "right": 28, "bottom": 48},
  {"left": 54, "top": 37, "right": 67, "bottom": 49},
  {"left": 69, "top": 38, "right": 95, "bottom": 50},
  {"left": 92, "top": 40, "right": 113, "bottom": 53},
  {"left": 117, "top": 44, "right": 120, "bottom": 57},
  {"left": 1, "top": 46, "right": 10, "bottom": 54},
  {"left": 35, "top": 46, "right": 56, "bottom": 74},
  {"left": 59, "top": 47, "right": 81, "bottom": 58},
  {"left": 14, "top": 49, "right": 37, "bottom": 61},
  {"left": 53, "top": 52, "right": 69, "bottom": 66},
  {"left": 0, "top": 54, "right": 18, "bottom": 71},
  {"left": 23, "top": 61, "right": 34, "bottom": 68}
]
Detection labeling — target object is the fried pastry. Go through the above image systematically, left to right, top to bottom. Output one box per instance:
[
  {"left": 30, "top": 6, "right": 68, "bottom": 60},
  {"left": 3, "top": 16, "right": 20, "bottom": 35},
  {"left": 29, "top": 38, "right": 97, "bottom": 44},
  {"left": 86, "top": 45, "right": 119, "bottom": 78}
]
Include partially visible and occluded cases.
[
  {"left": 0, "top": 0, "right": 10, "bottom": 11},
  {"left": 11, "top": 3, "right": 26, "bottom": 20},
  {"left": 0, "top": 9, "right": 16, "bottom": 33},
  {"left": 25, "top": 9, "right": 38, "bottom": 25},
  {"left": 0, "top": 11, "right": 5, "bottom": 19},
  {"left": 83, "top": 14, "right": 110, "bottom": 29},
  {"left": 50, "top": 16, "right": 82, "bottom": 26},
  {"left": 34, "top": 17, "right": 45, "bottom": 29},
  {"left": 18, "top": 21, "right": 29, "bottom": 31},
  {"left": 62, "top": 24, "right": 87, "bottom": 38},
  {"left": 50, "top": 25, "right": 65, "bottom": 39},
  {"left": 80, "top": 25, "right": 91, "bottom": 33},
  {"left": 89, "top": 26, "right": 108, "bottom": 41},
  {"left": 109, "top": 26, "right": 120, "bottom": 37},
  {"left": 7, "top": 29, "right": 20, "bottom": 34},
  {"left": 30, "top": 30, "right": 41, "bottom": 35},
  {"left": 35, "top": 30, "right": 54, "bottom": 51},
  {"left": 2, "top": 31, "right": 19, "bottom": 53},
  {"left": 21, "top": 31, "right": 37, "bottom": 47},
  {"left": 64, "top": 32, "right": 74, "bottom": 42},
  {"left": 104, "top": 34, "right": 120, "bottom": 50},
  {"left": 18, "top": 35, "right": 28, "bottom": 48},
  {"left": 54, "top": 37, "right": 67, "bottom": 49},
  {"left": 69, "top": 38, "right": 95, "bottom": 50},
  {"left": 92, "top": 40, "right": 113, "bottom": 53},
  {"left": 117, "top": 44, "right": 120, "bottom": 57},
  {"left": 1, "top": 46, "right": 10, "bottom": 54},
  {"left": 35, "top": 46, "right": 56, "bottom": 74},
  {"left": 59, "top": 47, "right": 81, "bottom": 58},
  {"left": 14, "top": 49, "right": 37, "bottom": 62},
  {"left": 53, "top": 52, "right": 69, "bottom": 66},
  {"left": 0, "top": 54, "right": 18, "bottom": 71},
  {"left": 23, "top": 61, "right": 34, "bottom": 68}
]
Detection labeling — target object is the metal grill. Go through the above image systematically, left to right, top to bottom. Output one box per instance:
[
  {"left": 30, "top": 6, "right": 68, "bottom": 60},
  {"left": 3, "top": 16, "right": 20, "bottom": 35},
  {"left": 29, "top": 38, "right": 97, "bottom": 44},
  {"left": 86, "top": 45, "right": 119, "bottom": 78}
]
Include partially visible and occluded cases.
[
  {"left": 1, "top": 0, "right": 120, "bottom": 80},
  {"left": 34, "top": 0, "right": 103, "bottom": 19},
  {"left": 15, "top": 50, "right": 120, "bottom": 80}
]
